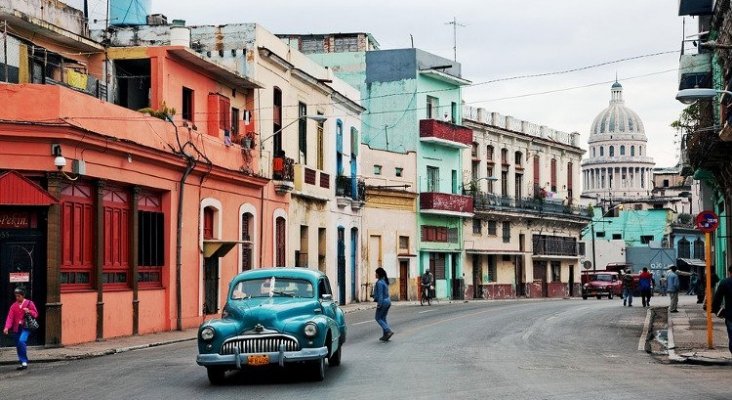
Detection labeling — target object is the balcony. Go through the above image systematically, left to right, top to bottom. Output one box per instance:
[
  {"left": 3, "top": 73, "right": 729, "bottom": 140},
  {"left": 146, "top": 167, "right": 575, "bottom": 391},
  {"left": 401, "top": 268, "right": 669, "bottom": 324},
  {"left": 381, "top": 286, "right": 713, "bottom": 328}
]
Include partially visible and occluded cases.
[
  {"left": 419, "top": 119, "right": 473, "bottom": 148},
  {"left": 272, "top": 156, "right": 295, "bottom": 195},
  {"left": 293, "top": 164, "right": 331, "bottom": 201},
  {"left": 336, "top": 176, "right": 366, "bottom": 210},
  {"left": 419, "top": 192, "right": 474, "bottom": 217},
  {"left": 472, "top": 192, "right": 591, "bottom": 220},
  {"left": 532, "top": 235, "right": 579, "bottom": 258}
]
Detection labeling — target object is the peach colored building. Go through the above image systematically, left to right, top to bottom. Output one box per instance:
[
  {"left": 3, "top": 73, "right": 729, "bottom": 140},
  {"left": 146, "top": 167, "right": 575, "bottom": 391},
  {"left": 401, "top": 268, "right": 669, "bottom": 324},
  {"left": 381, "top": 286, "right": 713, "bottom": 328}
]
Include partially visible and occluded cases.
[{"left": 0, "top": 2, "right": 287, "bottom": 346}]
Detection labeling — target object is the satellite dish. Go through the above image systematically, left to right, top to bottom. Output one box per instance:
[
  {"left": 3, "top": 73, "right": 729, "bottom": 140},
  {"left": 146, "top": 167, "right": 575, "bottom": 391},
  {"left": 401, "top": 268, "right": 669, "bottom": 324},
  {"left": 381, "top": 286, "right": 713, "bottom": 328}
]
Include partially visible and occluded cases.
[{"left": 583, "top": 260, "right": 592, "bottom": 270}]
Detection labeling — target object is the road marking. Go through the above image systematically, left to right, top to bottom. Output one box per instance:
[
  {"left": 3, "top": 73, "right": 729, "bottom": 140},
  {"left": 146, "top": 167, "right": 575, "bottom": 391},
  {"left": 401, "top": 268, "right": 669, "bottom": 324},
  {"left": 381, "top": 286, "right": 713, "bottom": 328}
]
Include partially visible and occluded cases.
[
  {"left": 638, "top": 308, "right": 652, "bottom": 351},
  {"left": 418, "top": 309, "right": 435, "bottom": 314},
  {"left": 351, "top": 320, "right": 372, "bottom": 326}
]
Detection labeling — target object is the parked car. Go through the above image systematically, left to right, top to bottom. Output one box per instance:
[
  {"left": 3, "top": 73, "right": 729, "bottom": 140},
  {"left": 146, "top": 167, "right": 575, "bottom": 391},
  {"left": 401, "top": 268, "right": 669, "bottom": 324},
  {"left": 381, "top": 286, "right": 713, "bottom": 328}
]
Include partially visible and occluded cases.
[
  {"left": 196, "top": 268, "right": 347, "bottom": 384},
  {"left": 581, "top": 271, "right": 622, "bottom": 299}
]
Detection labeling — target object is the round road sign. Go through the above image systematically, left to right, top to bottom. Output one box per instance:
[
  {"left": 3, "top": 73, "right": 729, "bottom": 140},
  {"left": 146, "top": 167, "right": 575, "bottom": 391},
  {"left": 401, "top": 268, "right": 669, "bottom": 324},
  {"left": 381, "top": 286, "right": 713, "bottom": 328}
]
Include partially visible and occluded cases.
[{"left": 696, "top": 210, "right": 719, "bottom": 233}]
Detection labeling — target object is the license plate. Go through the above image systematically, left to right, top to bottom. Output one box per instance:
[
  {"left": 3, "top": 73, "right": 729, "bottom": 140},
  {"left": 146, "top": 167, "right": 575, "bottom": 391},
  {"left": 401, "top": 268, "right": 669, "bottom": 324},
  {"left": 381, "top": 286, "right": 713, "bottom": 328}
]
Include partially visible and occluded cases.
[{"left": 247, "top": 354, "right": 269, "bottom": 366}]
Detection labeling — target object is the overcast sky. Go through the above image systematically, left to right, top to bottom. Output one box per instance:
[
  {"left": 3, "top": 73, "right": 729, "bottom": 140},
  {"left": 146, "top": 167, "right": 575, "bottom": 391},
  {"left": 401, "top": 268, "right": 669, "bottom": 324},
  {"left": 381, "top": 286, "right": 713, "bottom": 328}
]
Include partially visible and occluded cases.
[{"left": 79, "top": 0, "right": 691, "bottom": 167}]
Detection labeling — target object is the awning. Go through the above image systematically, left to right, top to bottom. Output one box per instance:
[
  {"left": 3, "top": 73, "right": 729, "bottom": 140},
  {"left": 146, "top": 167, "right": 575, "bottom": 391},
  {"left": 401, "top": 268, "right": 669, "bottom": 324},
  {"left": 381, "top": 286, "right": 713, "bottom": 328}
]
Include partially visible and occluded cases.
[
  {"left": 0, "top": 171, "right": 58, "bottom": 206},
  {"left": 203, "top": 240, "right": 252, "bottom": 258},
  {"left": 677, "top": 258, "right": 706, "bottom": 269}
]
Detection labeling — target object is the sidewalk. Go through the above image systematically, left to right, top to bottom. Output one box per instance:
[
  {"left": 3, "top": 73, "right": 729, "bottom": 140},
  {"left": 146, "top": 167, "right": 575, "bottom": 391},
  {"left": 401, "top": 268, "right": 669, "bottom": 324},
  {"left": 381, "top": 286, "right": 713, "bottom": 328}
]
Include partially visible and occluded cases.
[
  {"left": 667, "top": 295, "right": 732, "bottom": 365},
  {"left": 0, "top": 301, "right": 377, "bottom": 367}
]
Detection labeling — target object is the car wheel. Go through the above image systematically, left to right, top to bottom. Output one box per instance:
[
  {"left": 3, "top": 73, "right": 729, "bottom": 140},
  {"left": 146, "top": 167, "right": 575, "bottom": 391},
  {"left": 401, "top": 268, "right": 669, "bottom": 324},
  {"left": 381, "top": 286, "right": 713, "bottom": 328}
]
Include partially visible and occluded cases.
[
  {"left": 608, "top": 292, "right": 614, "bottom": 300},
  {"left": 582, "top": 295, "right": 588, "bottom": 300},
  {"left": 596, "top": 295, "right": 602, "bottom": 300},
  {"left": 329, "top": 344, "right": 342, "bottom": 367},
  {"left": 309, "top": 358, "right": 326, "bottom": 381},
  {"left": 207, "top": 367, "right": 226, "bottom": 385}
]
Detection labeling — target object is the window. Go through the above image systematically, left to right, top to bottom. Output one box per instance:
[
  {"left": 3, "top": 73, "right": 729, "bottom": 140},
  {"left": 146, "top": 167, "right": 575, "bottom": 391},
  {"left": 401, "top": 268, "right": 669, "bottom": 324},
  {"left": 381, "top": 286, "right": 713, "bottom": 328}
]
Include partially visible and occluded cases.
[
  {"left": 334, "top": 36, "right": 359, "bottom": 52},
  {"left": 182, "top": 87, "right": 194, "bottom": 121},
  {"left": 273, "top": 87, "right": 283, "bottom": 155},
  {"left": 218, "top": 95, "right": 231, "bottom": 132},
  {"left": 426, "top": 96, "right": 439, "bottom": 119},
  {"left": 298, "top": 102, "right": 307, "bottom": 162},
  {"left": 451, "top": 102, "right": 457, "bottom": 123},
  {"left": 231, "top": 107, "right": 240, "bottom": 136},
  {"left": 316, "top": 114, "right": 324, "bottom": 170},
  {"left": 336, "top": 120, "right": 344, "bottom": 175},
  {"left": 471, "top": 142, "right": 479, "bottom": 158},
  {"left": 486, "top": 145, "right": 494, "bottom": 161},
  {"left": 620, "top": 145, "right": 625, "bottom": 156},
  {"left": 600, "top": 146, "right": 604, "bottom": 156},
  {"left": 609, "top": 146, "right": 615, "bottom": 157},
  {"left": 631, "top": 146, "right": 635, "bottom": 156},
  {"left": 639, "top": 146, "right": 643, "bottom": 156},
  {"left": 592, "top": 147, "right": 596, "bottom": 157},
  {"left": 501, "top": 148, "right": 509, "bottom": 165},
  {"left": 515, "top": 151, "right": 523, "bottom": 167},
  {"left": 533, "top": 155, "right": 540, "bottom": 186},
  {"left": 550, "top": 158, "right": 557, "bottom": 192},
  {"left": 567, "top": 162, "right": 573, "bottom": 200},
  {"left": 374, "top": 165, "right": 382, "bottom": 175},
  {"left": 426, "top": 166, "right": 439, "bottom": 192},
  {"left": 395, "top": 167, "right": 403, "bottom": 177},
  {"left": 487, "top": 167, "right": 495, "bottom": 193},
  {"left": 452, "top": 170, "right": 458, "bottom": 194},
  {"left": 501, "top": 171, "right": 508, "bottom": 197},
  {"left": 515, "top": 174, "right": 523, "bottom": 199},
  {"left": 663, "top": 179, "right": 670, "bottom": 188},
  {"left": 60, "top": 182, "right": 94, "bottom": 290},
  {"left": 102, "top": 187, "right": 130, "bottom": 287},
  {"left": 138, "top": 192, "right": 164, "bottom": 285},
  {"left": 203, "top": 207, "right": 215, "bottom": 240},
  {"left": 241, "top": 213, "right": 253, "bottom": 271},
  {"left": 275, "top": 216, "right": 286, "bottom": 267},
  {"left": 472, "top": 218, "right": 482, "bottom": 234},
  {"left": 487, "top": 221, "right": 497, "bottom": 236},
  {"left": 502, "top": 222, "right": 510, "bottom": 243},
  {"left": 421, "top": 226, "right": 458, "bottom": 243},
  {"left": 596, "top": 231, "right": 606, "bottom": 238},
  {"left": 612, "top": 233, "right": 622, "bottom": 240},
  {"left": 640, "top": 235, "right": 654, "bottom": 245},
  {"left": 398, "top": 236, "right": 409, "bottom": 252},
  {"left": 678, "top": 238, "right": 691, "bottom": 259},
  {"left": 694, "top": 240, "right": 705, "bottom": 260},
  {"left": 578, "top": 242, "right": 586, "bottom": 256},
  {"left": 429, "top": 253, "right": 446, "bottom": 280},
  {"left": 487, "top": 256, "right": 497, "bottom": 283},
  {"left": 551, "top": 262, "right": 561, "bottom": 282}
]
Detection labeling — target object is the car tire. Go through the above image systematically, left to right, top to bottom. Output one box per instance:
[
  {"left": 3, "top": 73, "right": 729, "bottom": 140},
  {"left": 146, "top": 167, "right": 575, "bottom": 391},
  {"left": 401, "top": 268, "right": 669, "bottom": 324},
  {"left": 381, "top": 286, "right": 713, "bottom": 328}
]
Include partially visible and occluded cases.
[
  {"left": 608, "top": 292, "right": 614, "bottom": 300},
  {"left": 582, "top": 295, "right": 588, "bottom": 300},
  {"left": 596, "top": 295, "right": 602, "bottom": 300},
  {"left": 329, "top": 344, "right": 342, "bottom": 367},
  {"left": 309, "top": 357, "right": 326, "bottom": 381},
  {"left": 207, "top": 367, "right": 226, "bottom": 385}
]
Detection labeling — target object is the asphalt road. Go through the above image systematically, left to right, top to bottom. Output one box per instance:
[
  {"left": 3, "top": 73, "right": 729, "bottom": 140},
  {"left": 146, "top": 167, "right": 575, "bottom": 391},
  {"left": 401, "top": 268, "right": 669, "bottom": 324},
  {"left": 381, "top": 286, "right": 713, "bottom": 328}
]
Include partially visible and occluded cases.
[{"left": 0, "top": 299, "right": 730, "bottom": 400}]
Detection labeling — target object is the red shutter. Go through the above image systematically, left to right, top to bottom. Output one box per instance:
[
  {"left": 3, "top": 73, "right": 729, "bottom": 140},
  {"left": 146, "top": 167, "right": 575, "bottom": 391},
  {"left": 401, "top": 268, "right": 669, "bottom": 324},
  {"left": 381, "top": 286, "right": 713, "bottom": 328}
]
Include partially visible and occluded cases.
[
  {"left": 219, "top": 96, "right": 231, "bottom": 131},
  {"left": 533, "top": 156, "right": 540, "bottom": 185},
  {"left": 550, "top": 159, "right": 557, "bottom": 190},
  {"left": 567, "top": 162, "right": 573, "bottom": 189},
  {"left": 60, "top": 182, "right": 94, "bottom": 289},
  {"left": 203, "top": 208, "right": 214, "bottom": 240},
  {"left": 275, "top": 217, "right": 286, "bottom": 267}
]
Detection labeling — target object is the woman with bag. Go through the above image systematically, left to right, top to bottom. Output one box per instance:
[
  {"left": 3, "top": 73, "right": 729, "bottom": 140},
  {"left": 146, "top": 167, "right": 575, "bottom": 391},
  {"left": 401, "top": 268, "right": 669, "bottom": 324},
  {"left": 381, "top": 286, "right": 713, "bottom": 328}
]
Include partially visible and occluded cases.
[{"left": 3, "top": 287, "right": 39, "bottom": 370}]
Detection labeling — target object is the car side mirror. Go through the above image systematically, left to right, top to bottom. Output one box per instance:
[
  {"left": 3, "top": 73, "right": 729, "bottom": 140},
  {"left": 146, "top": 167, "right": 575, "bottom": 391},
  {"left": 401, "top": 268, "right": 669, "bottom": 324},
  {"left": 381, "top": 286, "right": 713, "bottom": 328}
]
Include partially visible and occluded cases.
[{"left": 320, "top": 294, "right": 333, "bottom": 301}]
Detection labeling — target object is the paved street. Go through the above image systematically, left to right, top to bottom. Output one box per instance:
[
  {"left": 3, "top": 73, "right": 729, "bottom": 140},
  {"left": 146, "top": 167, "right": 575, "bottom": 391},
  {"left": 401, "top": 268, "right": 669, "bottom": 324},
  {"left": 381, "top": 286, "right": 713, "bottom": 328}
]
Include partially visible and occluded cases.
[{"left": 1, "top": 299, "right": 729, "bottom": 400}]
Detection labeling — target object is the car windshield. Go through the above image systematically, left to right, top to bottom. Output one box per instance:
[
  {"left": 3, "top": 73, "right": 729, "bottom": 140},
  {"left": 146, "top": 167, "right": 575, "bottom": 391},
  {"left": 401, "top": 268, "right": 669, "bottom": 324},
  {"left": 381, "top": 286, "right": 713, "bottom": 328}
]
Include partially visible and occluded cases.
[
  {"left": 590, "top": 274, "right": 613, "bottom": 282},
  {"left": 230, "top": 277, "right": 314, "bottom": 299}
]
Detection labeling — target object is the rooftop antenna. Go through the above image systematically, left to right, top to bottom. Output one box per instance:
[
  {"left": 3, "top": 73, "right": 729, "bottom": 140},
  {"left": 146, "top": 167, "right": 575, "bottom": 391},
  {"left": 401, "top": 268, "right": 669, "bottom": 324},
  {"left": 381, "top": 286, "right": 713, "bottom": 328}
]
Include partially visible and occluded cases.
[
  {"left": 445, "top": 17, "right": 466, "bottom": 62},
  {"left": 410, "top": 34, "right": 414, "bottom": 48}
]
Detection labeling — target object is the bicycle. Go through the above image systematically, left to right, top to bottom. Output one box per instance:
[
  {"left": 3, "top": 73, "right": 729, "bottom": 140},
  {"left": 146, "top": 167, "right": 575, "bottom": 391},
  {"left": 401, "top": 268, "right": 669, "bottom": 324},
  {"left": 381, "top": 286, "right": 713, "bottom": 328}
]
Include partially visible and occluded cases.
[{"left": 420, "top": 285, "right": 432, "bottom": 306}]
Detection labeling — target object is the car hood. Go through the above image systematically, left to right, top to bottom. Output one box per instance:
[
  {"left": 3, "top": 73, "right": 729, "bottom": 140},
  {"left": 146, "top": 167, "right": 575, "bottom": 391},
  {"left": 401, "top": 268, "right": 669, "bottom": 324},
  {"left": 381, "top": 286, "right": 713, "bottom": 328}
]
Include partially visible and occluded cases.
[{"left": 227, "top": 297, "right": 320, "bottom": 332}]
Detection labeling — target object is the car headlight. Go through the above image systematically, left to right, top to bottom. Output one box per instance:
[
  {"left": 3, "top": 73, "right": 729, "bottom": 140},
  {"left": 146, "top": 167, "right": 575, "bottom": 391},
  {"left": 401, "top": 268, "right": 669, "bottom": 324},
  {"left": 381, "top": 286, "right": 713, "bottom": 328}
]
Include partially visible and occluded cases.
[
  {"left": 304, "top": 323, "right": 318, "bottom": 338},
  {"left": 200, "top": 326, "right": 215, "bottom": 341}
]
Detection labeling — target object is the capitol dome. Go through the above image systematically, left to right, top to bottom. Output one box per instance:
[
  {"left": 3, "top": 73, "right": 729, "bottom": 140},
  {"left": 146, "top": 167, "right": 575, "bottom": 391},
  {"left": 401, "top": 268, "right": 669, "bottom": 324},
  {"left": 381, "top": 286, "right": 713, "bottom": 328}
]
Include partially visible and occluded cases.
[
  {"left": 581, "top": 81, "right": 655, "bottom": 201},
  {"left": 589, "top": 82, "right": 646, "bottom": 136}
]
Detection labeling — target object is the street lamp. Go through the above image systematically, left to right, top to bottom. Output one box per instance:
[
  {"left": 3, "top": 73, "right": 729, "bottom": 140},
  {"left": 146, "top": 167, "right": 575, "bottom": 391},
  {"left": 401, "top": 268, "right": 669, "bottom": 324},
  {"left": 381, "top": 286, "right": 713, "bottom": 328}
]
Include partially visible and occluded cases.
[
  {"left": 675, "top": 88, "right": 732, "bottom": 105},
  {"left": 260, "top": 115, "right": 328, "bottom": 144}
]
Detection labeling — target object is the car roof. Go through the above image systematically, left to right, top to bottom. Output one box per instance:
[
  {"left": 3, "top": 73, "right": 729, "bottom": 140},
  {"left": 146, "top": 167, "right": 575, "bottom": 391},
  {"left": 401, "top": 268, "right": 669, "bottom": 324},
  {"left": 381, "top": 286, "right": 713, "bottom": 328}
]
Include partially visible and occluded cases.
[{"left": 233, "top": 267, "right": 325, "bottom": 282}]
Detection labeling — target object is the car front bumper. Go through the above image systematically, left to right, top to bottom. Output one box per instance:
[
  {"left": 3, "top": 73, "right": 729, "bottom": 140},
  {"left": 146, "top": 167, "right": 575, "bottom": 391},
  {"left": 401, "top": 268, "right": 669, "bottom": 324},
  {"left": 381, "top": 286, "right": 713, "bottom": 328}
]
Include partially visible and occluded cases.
[
  {"left": 583, "top": 288, "right": 610, "bottom": 296},
  {"left": 197, "top": 346, "right": 328, "bottom": 369}
]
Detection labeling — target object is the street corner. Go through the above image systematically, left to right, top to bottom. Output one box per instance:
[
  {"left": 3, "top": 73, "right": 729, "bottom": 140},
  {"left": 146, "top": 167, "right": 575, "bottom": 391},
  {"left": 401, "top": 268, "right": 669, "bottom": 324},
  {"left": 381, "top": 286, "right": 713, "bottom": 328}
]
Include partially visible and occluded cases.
[{"left": 673, "top": 350, "right": 732, "bottom": 366}]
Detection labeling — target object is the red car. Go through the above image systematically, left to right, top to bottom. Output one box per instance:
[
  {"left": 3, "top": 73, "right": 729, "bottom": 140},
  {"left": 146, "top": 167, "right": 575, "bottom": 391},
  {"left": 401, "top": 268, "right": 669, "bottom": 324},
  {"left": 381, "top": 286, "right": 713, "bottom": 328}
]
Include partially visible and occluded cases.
[{"left": 581, "top": 271, "right": 622, "bottom": 299}]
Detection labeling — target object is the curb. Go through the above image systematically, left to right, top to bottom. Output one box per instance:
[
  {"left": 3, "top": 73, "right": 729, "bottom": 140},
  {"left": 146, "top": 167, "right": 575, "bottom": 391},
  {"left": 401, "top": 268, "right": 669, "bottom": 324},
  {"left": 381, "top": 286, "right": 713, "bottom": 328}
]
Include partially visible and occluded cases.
[{"left": 0, "top": 336, "right": 196, "bottom": 367}]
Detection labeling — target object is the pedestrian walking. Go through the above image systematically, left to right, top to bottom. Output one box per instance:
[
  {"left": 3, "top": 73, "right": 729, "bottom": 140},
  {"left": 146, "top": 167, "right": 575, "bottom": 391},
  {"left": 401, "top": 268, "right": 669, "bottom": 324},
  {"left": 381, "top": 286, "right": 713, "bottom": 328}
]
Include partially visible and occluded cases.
[
  {"left": 667, "top": 266, "right": 681, "bottom": 313},
  {"left": 712, "top": 266, "right": 732, "bottom": 355},
  {"left": 373, "top": 267, "right": 394, "bottom": 342},
  {"left": 639, "top": 267, "right": 653, "bottom": 308},
  {"left": 420, "top": 269, "right": 434, "bottom": 306},
  {"left": 622, "top": 269, "right": 634, "bottom": 307},
  {"left": 689, "top": 272, "right": 699, "bottom": 296},
  {"left": 660, "top": 273, "right": 667, "bottom": 296},
  {"left": 3, "top": 287, "right": 39, "bottom": 370}
]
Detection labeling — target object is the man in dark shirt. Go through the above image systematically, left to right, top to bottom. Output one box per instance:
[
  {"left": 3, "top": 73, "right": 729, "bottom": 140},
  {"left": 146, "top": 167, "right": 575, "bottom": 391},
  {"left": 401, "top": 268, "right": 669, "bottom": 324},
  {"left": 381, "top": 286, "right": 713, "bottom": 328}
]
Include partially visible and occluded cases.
[{"left": 711, "top": 266, "right": 732, "bottom": 354}]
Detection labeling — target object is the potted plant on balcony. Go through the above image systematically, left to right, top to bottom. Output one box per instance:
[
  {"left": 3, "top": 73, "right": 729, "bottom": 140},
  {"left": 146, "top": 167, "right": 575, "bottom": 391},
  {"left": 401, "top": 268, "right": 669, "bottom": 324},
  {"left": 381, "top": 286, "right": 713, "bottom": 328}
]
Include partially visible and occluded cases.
[
  {"left": 240, "top": 132, "right": 257, "bottom": 150},
  {"left": 462, "top": 180, "right": 478, "bottom": 196}
]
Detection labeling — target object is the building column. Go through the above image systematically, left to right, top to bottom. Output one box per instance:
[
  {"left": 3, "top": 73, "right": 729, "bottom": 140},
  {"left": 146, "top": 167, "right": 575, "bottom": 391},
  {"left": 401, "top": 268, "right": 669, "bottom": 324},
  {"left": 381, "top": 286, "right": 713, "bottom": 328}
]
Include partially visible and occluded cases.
[
  {"left": 45, "top": 173, "right": 62, "bottom": 347},
  {"left": 95, "top": 180, "right": 105, "bottom": 341},
  {"left": 130, "top": 186, "right": 140, "bottom": 335}
]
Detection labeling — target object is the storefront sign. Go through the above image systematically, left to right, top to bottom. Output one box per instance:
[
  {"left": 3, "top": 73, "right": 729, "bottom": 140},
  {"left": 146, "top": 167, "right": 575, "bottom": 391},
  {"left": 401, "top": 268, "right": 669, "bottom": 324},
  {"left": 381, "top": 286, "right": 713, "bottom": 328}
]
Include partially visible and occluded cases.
[
  {"left": 0, "top": 212, "right": 31, "bottom": 229},
  {"left": 9, "top": 272, "right": 30, "bottom": 283}
]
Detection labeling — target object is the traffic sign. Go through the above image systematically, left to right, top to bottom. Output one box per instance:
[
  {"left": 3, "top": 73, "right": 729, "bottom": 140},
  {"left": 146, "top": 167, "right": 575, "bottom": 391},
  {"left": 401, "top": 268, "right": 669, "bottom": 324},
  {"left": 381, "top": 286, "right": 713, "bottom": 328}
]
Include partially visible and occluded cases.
[{"left": 696, "top": 210, "right": 719, "bottom": 233}]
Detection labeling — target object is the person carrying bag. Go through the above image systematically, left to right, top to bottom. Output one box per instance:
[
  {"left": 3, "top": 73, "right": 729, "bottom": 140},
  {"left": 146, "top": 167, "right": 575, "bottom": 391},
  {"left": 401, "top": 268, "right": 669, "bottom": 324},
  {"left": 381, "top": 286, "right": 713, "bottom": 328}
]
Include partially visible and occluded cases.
[{"left": 3, "top": 287, "right": 39, "bottom": 370}]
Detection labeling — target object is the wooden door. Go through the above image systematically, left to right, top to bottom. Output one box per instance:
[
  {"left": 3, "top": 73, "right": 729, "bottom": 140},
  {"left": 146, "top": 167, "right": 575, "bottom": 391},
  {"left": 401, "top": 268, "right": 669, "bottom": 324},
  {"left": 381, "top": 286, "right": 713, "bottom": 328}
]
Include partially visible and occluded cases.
[{"left": 399, "top": 260, "right": 409, "bottom": 301}]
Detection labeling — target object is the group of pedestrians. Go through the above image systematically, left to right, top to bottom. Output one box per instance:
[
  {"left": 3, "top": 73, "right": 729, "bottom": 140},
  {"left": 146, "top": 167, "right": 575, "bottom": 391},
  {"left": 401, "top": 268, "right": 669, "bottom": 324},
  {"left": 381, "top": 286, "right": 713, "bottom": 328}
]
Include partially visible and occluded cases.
[{"left": 621, "top": 267, "right": 655, "bottom": 308}]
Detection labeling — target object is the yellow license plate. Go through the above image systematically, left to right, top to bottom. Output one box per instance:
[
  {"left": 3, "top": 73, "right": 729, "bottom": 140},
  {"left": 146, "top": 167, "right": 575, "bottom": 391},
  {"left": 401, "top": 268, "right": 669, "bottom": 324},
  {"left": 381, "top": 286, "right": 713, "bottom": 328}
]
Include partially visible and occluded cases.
[{"left": 247, "top": 355, "right": 269, "bottom": 366}]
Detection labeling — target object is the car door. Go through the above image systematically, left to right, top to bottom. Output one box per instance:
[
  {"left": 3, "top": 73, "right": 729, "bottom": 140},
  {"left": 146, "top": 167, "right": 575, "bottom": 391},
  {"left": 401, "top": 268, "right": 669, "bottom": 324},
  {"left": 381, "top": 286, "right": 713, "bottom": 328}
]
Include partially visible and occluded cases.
[{"left": 318, "top": 278, "right": 340, "bottom": 345}]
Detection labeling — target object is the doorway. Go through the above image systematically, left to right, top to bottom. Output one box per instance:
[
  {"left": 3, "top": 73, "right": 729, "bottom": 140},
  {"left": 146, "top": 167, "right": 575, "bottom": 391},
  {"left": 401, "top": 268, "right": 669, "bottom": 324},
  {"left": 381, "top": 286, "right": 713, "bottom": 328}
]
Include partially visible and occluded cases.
[
  {"left": 337, "top": 227, "right": 346, "bottom": 305},
  {"left": 350, "top": 228, "right": 358, "bottom": 303},
  {"left": 472, "top": 254, "right": 482, "bottom": 299},
  {"left": 203, "top": 257, "right": 219, "bottom": 314},
  {"left": 399, "top": 260, "right": 409, "bottom": 301},
  {"left": 532, "top": 261, "right": 547, "bottom": 298},
  {"left": 569, "top": 265, "right": 575, "bottom": 297}
]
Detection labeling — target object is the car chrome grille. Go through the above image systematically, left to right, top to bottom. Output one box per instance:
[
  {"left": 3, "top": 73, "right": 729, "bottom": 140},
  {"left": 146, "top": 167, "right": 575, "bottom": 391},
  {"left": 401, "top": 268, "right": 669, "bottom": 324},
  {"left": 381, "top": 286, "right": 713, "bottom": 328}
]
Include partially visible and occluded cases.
[{"left": 220, "top": 335, "right": 300, "bottom": 355}]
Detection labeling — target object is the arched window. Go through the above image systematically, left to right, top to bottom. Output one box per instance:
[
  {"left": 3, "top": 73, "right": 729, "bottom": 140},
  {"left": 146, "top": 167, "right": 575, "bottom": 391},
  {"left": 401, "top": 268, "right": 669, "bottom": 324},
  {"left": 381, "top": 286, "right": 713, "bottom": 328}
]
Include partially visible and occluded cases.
[
  {"left": 486, "top": 145, "right": 494, "bottom": 161},
  {"left": 620, "top": 145, "right": 625, "bottom": 156},
  {"left": 600, "top": 146, "right": 604, "bottom": 156},
  {"left": 609, "top": 146, "right": 615, "bottom": 157},
  {"left": 631, "top": 146, "right": 635, "bottom": 156},
  {"left": 639, "top": 146, "right": 643, "bottom": 156},
  {"left": 592, "top": 147, "right": 596, "bottom": 158},
  {"left": 514, "top": 151, "right": 523, "bottom": 167},
  {"left": 241, "top": 212, "right": 254, "bottom": 271},
  {"left": 275, "top": 216, "right": 286, "bottom": 267},
  {"left": 678, "top": 238, "right": 691, "bottom": 259},
  {"left": 694, "top": 240, "right": 705, "bottom": 260}
]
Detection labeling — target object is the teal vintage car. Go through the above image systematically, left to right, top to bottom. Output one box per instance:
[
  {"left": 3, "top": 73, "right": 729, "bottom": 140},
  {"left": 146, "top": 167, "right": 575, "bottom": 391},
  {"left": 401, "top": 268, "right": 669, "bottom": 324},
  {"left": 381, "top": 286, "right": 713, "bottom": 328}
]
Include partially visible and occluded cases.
[{"left": 196, "top": 268, "right": 346, "bottom": 384}]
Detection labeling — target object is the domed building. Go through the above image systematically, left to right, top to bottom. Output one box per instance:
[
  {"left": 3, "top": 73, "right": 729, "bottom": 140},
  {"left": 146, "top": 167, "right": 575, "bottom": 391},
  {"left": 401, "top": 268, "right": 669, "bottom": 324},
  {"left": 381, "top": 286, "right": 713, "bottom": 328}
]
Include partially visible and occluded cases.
[{"left": 581, "top": 82, "right": 655, "bottom": 201}]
